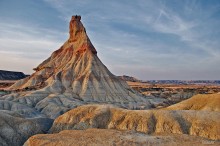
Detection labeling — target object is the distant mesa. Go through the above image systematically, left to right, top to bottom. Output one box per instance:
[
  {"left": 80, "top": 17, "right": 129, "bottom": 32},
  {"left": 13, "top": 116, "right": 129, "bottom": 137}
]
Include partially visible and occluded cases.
[
  {"left": 0, "top": 70, "right": 28, "bottom": 80},
  {"left": 118, "top": 75, "right": 140, "bottom": 82}
]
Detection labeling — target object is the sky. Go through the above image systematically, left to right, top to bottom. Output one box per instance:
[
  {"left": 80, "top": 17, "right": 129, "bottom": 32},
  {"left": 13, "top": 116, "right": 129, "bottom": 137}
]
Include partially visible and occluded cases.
[{"left": 0, "top": 0, "right": 220, "bottom": 80}]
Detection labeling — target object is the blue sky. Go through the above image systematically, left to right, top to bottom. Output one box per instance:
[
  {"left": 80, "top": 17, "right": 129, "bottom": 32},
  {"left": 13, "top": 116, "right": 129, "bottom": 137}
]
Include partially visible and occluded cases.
[{"left": 0, "top": 0, "right": 220, "bottom": 80}]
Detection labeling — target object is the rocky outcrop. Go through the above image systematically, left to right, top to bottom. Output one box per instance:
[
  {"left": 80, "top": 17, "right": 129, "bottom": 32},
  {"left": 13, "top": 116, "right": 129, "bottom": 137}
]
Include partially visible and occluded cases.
[
  {"left": 0, "top": 70, "right": 27, "bottom": 80},
  {"left": 165, "top": 93, "right": 220, "bottom": 111},
  {"left": 49, "top": 105, "right": 220, "bottom": 140},
  {"left": 0, "top": 111, "right": 53, "bottom": 146},
  {"left": 24, "top": 129, "right": 219, "bottom": 146}
]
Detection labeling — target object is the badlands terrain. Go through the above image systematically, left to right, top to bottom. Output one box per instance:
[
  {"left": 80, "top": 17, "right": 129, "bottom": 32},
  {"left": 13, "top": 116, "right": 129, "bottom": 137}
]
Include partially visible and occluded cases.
[
  {"left": 0, "top": 16, "right": 219, "bottom": 146},
  {"left": 127, "top": 80, "right": 220, "bottom": 106}
]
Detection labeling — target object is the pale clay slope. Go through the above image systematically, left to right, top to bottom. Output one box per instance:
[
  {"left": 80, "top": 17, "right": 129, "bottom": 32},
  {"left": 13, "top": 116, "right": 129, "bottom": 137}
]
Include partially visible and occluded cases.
[
  {"left": 0, "top": 16, "right": 158, "bottom": 119},
  {"left": 165, "top": 93, "right": 220, "bottom": 111},
  {"left": 0, "top": 100, "right": 46, "bottom": 118},
  {"left": 49, "top": 104, "right": 220, "bottom": 140},
  {"left": 0, "top": 111, "right": 53, "bottom": 146},
  {"left": 24, "top": 129, "right": 220, "bottom": 146}
]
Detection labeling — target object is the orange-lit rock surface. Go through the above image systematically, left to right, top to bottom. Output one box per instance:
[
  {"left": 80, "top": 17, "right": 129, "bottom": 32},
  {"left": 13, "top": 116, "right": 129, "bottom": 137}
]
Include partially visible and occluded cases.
[
  {"left": 165, "top": 93, "right": 220, "bottom": 111},
  {"left": 49, "top": 104, "right": 220, "bottom": 140},
  {"left": 24, "top": 129, "right": 220, "bottom": 146}
]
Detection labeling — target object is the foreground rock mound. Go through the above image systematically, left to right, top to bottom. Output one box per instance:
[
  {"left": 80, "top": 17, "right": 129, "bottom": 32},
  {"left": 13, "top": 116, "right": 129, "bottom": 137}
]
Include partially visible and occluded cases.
[
  {"left": 165, "top": 93, "right": 220, "bottom": 111},
  {"left": 50, "top": 105, "right": 220, "bottom": 140},
  {"left": 0, "top": 111, "right": 53, "bottom": 146},
  {"left": 24, "top": 129, "right": 219, "bottom": 146}
]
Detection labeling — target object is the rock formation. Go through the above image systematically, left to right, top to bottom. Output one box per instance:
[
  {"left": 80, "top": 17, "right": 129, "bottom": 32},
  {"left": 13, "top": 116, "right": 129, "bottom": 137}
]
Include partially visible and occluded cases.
[
  {"left": 9, "top": 15, "right": 144, "bottom": 103},
  {"left": 1, "top": 16, "right": 155, "bottom": 119},
  {"left": 49, "top": 104, "right": 220, "bottom": 140}
]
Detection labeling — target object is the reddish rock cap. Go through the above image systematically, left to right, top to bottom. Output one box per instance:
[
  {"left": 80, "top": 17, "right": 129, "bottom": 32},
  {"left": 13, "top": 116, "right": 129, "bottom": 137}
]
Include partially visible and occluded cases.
[{"left": 71, "top": 15, "right": 81, "bottom": 21}]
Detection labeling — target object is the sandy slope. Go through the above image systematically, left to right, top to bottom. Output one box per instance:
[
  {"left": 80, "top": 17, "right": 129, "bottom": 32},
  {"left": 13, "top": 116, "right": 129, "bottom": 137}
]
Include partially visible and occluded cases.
[
  {"left": 165, "top": 93, "right": 220, "bottom": 111},
  {"left": 49, "top": 104, "right": 220, "bottom": 140},
  {"left": 24, "top": 129, "right": 220, "bottom": 146}
]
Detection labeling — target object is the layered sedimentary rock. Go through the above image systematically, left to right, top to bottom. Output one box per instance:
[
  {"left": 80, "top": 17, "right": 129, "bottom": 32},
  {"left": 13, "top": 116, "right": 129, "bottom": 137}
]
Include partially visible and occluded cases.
[
  {"left": 9, "top": 15, "right": 146, "bottom": 104},
  {"left": 165, "top": 93, "right": 220, "bottom": 111},
  {"left": 50, "top": 104, "right": 220, "bottom": 140},
  {"left": 24, "top": 129, "right": 220, "bottom": 146}
]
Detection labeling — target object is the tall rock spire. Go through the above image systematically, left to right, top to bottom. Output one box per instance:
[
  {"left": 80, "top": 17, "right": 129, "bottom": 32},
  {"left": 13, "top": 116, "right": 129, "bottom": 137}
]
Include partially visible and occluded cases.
[
  {"left": 68, "top": 15, "right": 84, "bottom": 42},
  {"left": 68, "top": 15, "right": 97, "bottom": 54},
  {"left": 7, "top": 16, "right": 152, "bottom": 118}
]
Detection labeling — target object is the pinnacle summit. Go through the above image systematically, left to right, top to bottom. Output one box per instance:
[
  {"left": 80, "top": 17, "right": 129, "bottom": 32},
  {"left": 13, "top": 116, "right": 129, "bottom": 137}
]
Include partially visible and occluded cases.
[{"left": 71, "top": 15, "right": 81, "bottom": 21}]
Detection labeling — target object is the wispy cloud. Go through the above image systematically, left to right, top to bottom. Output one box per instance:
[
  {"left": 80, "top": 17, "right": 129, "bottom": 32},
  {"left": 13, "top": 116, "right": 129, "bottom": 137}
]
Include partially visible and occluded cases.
[
  {"left": 0, "top": 0, "right": 219, "bottom": 79},
  {"left": 32, "top": 0, "right": 220, "bottom": 79},
  {"left": 150, "top": 3, "right": 220, "bottom": 58},
  {"left": 0, "top": 22, "right": 66, "bottom": 73}
]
